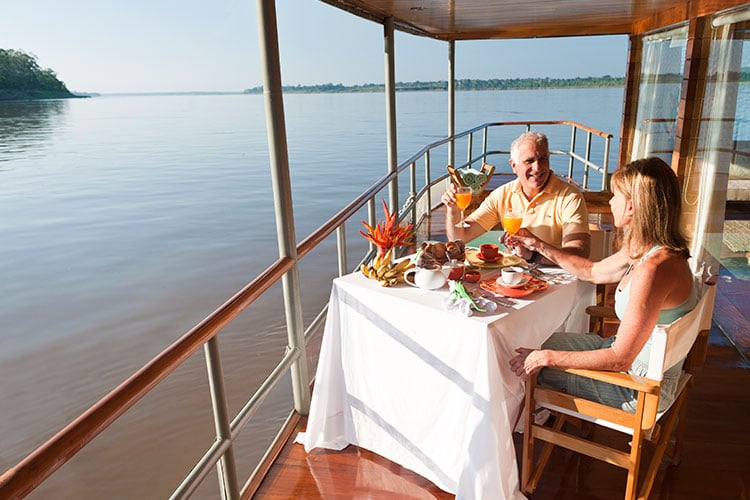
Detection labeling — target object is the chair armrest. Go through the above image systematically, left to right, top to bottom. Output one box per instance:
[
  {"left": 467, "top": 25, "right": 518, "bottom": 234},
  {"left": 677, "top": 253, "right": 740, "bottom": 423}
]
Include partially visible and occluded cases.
[
  {"left": 585, "top": 305, "right": 618, "bottom": 320},
  {"left": 554, "top": 367, "right": 661, "bottom": 394}
]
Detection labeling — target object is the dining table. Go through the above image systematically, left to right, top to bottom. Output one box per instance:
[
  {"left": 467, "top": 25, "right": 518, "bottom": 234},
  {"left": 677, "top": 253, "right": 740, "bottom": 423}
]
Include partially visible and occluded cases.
[{"left": 297, "top": 263, "right": 596, "bottom": 499}]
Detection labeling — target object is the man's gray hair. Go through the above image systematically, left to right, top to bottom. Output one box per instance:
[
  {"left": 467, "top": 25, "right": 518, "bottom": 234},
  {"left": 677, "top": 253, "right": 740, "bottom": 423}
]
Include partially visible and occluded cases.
[{"left": 510, "top": 131, "right": 549, "bottom": 162}]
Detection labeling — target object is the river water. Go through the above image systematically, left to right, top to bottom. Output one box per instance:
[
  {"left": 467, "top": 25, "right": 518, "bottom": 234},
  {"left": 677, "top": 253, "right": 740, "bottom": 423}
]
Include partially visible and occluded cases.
[{"left": 0, "top": 88, "right": 624, "bottom": 498}]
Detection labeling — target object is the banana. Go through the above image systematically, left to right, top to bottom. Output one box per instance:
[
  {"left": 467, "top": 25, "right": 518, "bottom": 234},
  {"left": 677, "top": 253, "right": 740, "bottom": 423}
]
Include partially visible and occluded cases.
[
  {"left": 381, "top": 248, "right": 393, "bottom": 268},
  {"left": 362, "top": 251, "right": 415, "bottom": 286},
  {"left": 395, "top": 259, "right": 414, "bottom": 272},
  {"left": 376, "top": 263, "right": 388, "bottom": 279},
  {"left": 383, "top": 267, "right": 399, "bottom": 279},
  {"left": 379, "top": 277, "right": 398, "bottom": 287}
]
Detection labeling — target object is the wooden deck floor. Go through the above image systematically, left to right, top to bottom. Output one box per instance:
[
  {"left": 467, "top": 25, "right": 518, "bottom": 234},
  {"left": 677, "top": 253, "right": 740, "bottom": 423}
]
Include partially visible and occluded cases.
[{"left": 252, "top": 190, "right": 750, "bottom": 499}]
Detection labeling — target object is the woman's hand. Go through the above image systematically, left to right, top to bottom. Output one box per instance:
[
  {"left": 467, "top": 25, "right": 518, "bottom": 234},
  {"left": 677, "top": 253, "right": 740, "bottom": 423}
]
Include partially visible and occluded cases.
[{"left": 509, "top": 347, "right": 547, "bottom": 378}]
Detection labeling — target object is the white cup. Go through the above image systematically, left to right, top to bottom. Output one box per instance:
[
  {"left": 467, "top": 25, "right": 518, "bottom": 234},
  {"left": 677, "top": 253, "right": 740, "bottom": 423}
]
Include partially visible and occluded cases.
[
  {"left": 404, "top": 263, "right": 448, "bottom": 290},
  {"left": 500, "top": 266, "right": 524, "bottom": 286}
]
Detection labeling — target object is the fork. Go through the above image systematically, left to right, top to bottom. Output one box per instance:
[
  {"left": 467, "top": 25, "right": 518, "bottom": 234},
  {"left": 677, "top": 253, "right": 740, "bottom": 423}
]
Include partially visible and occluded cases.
[{"left": 474, "top": 290, "right": 516, "bottom": 307}]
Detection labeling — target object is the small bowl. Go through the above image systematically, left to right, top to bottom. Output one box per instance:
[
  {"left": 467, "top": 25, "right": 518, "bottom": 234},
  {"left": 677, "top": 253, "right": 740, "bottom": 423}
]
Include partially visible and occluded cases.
[{"left": 464, "top": 269, "right": 481, "bottom": 283}]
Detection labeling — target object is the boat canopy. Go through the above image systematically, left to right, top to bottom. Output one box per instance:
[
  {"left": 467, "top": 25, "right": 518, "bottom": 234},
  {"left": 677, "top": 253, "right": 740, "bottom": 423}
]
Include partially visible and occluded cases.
[{"left": 321, "top": 0, "right": 750, "bottom": 39}]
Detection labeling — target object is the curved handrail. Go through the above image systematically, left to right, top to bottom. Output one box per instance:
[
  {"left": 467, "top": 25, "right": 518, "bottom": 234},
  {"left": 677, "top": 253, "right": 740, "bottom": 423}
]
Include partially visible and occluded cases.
[{"left": 0, "top": 256, "right": 296, "bottom": 498}]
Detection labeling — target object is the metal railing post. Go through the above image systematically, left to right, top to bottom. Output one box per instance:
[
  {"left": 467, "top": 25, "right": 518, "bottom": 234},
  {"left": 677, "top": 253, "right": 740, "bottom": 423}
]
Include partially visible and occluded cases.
[
  {"left": 257, "top": 0, "right": 310, "bottom": 414},
  {"left": 384, "top": 17, "right": 398, "bottom": 213},
  {"left": 448, "top": 40, "right": 455, "bottom": 168},
  {"left": 482, "top": 126, "right": 488, "bottom": 164},
  {"left": 568, "top": 126, "right": 577, "bottom": 178},
  {"left": 583, "top": 131, "right": 593, "bottom": 189},
  {"left": 467, "top": 132, "right": 473, "bottom": 166},
  {"left": 602, "top": 136, "right": 611, "bottom": 190},
  {"left": 425, "top": 150, "right": 432, "bottom": 216},
  {"left": 410, "top": 161, "right": 417, "bottom": 225},
  {"left": 367, "top": 197, "right": 376, "bottom": 253},
  {"left": 336, "top": 225, "right": 347, "bottom": 276},
  {"left": 205, "top": 337, "right": 240, "bottom": 499}
]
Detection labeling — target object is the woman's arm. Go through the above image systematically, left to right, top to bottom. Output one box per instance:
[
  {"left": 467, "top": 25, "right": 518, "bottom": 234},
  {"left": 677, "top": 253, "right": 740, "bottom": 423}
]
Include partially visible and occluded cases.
[
  {"left": 507, "top": 228, "right": 629, "bottom": 284},
  {"left": 509, "top": 253, "right": 679, "bottom": 377}
]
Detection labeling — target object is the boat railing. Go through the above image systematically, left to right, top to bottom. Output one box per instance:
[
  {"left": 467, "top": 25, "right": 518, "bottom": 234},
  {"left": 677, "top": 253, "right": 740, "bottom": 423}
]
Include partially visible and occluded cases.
[
  {"left": 0, "top": 120, "right": 613, "bottom": 499},
  {"left": 393, "top": 120, "right": 612, "bottom": 243},
  {"left": 448, "top": 120, "right": 613, "bottom": 190}
]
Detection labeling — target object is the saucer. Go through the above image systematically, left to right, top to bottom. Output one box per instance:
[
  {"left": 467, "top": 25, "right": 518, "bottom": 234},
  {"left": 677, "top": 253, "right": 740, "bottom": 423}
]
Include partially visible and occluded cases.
[
  {"left": 477, "top": 252, "right": 501, "bottom": 262},
  {"left": 479, "top": 276, "right": 547, "bottom": 298},
  {"left": 496, "top": 276, "right": 529, "bottom": 288}
]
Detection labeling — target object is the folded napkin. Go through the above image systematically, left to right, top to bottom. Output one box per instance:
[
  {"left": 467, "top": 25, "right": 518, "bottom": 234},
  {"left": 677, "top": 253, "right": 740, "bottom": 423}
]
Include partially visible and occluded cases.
[
  {"left": 458, "top": 167, "right": 488, "bottom": 194},
  {"left": 460, "top": 169, "right": 477, "bottom": 186},
  {"left": 475, "top": 172, "right": 487, "bottom": 187},
  {"left": 465, "top": 248, "right": 527, "bottom": 268},
  {"left": 444, "top": 281, "right": 498, "bottom": 316}
]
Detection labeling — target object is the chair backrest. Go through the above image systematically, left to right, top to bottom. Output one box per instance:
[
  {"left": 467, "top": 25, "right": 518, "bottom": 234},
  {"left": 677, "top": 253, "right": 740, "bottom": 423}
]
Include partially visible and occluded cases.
[
  {"left": 589, "top": 228, "right": 614, "bottom": 262},
  {"left": 646, "top": 278, "right": 717, "bottom": 380}
]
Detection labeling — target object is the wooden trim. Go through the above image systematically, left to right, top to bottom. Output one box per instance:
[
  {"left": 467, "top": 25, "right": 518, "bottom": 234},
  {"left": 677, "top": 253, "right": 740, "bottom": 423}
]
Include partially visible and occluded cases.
[
  {"left": 673, "top": 16, "right": 711, "bottom": 180},
  {"left": 619, "top": 34, "right": 641, "bottom": 167},
  {"left": 0, "top": 256, "right": 296, "bottom": 499},
  {"left": 559, "top": 368, "right": 661, "bottom": 393},
  {"left": 535, "top": 387, "right": 639, "bottom": 429},
  {"left": 242, "top": 410, "right": 302, "bottom": 499},
  {"left": 532, "top": 425, "right": 631, "bottom": 468}
]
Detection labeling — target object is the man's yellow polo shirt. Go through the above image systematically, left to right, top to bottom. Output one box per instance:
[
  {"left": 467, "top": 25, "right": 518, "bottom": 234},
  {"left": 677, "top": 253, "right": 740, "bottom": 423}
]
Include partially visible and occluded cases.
[{"left": 467, "top": 172, "right": 590, "bottom": 248}]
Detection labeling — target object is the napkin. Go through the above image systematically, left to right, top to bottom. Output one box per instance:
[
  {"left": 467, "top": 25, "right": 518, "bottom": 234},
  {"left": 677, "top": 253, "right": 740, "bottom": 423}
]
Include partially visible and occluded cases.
[
  {"left": 458, "top": 167, "right": 487, "bottom": 194},
  {"left": 465, "top": 248, "right": 527, "bottom": 268},
  {"left": 444, "top": 281, "right": 498, "bottom": 316}
]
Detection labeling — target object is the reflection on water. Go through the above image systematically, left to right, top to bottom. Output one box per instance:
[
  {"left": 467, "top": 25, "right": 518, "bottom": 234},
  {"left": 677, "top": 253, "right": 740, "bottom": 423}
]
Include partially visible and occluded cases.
[{"left": 0, "top": 99, "right": 69, "bottom": 165}]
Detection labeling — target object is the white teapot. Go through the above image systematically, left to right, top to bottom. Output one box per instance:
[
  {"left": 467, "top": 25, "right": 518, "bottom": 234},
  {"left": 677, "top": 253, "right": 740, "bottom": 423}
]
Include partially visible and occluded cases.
[{"left": 404, "top": 263, "right": 448, "bottom": 290}]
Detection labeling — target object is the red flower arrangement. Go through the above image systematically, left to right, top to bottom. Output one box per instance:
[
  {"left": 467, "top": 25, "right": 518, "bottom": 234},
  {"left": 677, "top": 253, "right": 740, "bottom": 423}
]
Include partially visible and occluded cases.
[{"left": 359, "top": 200, "right": 415, "bottom": 257}]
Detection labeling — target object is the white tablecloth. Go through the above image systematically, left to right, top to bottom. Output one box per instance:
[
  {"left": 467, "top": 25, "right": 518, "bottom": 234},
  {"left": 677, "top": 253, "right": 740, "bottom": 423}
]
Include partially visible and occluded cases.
[{"left": 298, "top": 268, "right": 595, "bottom": 499}]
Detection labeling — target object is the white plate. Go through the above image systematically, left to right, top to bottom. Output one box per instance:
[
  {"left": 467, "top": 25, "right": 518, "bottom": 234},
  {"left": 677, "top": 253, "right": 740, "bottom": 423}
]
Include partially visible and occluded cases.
[{"left": 495, "top": 276, "right": 529, "bottom": 288}]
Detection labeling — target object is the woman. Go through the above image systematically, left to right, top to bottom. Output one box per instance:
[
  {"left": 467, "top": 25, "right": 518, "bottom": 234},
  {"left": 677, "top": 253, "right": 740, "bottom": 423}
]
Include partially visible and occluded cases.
[{"left": 507, "top": 157, "right": 698, "bottom": 412}]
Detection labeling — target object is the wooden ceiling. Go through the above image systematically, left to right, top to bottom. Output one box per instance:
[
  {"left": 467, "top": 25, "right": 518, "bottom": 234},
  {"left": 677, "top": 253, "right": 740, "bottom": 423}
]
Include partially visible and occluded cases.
[{"left": 320, "top": 0, "right": 750, "bottom": 40}]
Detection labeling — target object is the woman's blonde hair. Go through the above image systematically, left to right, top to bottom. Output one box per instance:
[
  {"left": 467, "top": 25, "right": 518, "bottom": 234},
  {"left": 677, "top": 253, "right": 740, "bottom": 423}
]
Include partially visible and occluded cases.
[{"left": 610, "top": 157, "right": 690, "bottom": 259}]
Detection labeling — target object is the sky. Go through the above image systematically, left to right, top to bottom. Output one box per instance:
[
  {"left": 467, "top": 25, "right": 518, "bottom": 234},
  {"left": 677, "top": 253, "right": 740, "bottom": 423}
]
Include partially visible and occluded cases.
[{"left": 0, "top": 1, "right": 629, "bottom": 94}]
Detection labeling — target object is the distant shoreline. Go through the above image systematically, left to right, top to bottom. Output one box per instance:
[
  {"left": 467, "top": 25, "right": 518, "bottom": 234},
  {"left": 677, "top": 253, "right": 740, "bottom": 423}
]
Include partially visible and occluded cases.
[
  {"left": 243, "top": 76, "right": 627, "bottom": 94},
  {"left": 0, "top": 89, "right": 85, "bottom": 101}
]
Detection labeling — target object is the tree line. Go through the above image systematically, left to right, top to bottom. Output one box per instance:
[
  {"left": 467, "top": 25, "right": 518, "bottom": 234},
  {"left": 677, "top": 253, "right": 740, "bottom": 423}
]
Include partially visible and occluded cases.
[
  {"left": 0, "top": 49, "right": 76, "bottom": 100},
  {"left": 244, "top": 71, "right": 750, "bottom": 94},
  {"left": 244, "top": 75, "right": 627, "bottom": 94}
]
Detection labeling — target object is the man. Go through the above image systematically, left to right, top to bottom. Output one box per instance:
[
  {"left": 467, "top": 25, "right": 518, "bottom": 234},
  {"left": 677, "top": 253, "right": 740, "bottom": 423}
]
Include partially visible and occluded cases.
[{"left": 441, "top": 131, "right": 591, "bottom": 263}]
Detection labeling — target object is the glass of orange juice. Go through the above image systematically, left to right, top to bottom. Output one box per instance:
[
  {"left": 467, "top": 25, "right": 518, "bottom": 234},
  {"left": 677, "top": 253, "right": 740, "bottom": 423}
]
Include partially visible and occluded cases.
[
  {"left": 454, "top": 186, "right": 472, "bottom": 228},
  {"left": 502, "top": 210, "right": 523, "bottom": 235}
]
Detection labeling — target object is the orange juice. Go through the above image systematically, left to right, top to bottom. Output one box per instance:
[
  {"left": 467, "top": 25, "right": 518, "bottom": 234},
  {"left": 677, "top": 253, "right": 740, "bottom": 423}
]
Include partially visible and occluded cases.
[
  {"left": 455, "top": 191, "right": 472, "bottom": 210},
  {"left": 502, "top": 213, "right": 523, "bottom": 234}
]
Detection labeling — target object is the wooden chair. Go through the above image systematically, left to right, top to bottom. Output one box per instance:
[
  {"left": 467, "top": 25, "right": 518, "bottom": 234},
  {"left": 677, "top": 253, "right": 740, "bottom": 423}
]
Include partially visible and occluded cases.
[
  {"left": 587, "top": 228, "right": 616, "bottom": 336},
  {"left": 521, "top": 276, "right": 716, "bottom": 499}
]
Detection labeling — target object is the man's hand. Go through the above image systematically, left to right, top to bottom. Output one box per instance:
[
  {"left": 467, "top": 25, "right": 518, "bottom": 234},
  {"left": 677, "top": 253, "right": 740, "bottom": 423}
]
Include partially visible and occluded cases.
[
  {"left": 441, "top": 183, "right": 458, "bottom": 208},
  {"left": 503, "top": 228, "right": 538, "bottom": 259}
]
